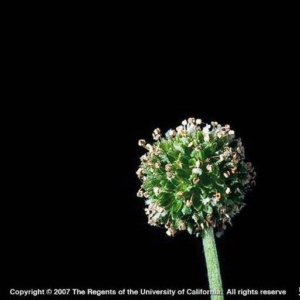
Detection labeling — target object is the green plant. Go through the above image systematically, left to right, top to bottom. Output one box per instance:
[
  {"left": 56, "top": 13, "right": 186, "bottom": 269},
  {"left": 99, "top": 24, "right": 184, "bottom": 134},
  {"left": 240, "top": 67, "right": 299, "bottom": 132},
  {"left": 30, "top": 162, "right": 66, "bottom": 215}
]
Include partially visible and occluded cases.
[{"left": 137, "top": 118, "right": 256, "bottom": 300}]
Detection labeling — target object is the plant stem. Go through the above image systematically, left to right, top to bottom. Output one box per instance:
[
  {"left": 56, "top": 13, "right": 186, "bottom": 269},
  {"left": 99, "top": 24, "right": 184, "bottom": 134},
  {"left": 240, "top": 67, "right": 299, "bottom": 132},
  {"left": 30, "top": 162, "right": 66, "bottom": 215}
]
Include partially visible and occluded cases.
[{"left": 202, "top": 227, "right": 224, "bottom": 300}]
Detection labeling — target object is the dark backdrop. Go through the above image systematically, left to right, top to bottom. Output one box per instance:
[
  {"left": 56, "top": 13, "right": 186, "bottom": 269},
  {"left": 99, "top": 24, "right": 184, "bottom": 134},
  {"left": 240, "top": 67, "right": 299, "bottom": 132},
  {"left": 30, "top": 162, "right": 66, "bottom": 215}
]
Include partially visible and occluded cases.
[{"left": 3, "top": 56, "right": 299, "bottom": 299}]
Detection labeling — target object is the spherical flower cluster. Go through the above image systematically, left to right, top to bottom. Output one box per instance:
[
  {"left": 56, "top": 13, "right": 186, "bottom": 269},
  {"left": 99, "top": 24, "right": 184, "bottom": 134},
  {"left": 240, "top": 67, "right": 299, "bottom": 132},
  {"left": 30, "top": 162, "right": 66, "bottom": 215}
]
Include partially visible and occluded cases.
[{"left": 137, "top": 118, "right": 256, "bottom": 237}]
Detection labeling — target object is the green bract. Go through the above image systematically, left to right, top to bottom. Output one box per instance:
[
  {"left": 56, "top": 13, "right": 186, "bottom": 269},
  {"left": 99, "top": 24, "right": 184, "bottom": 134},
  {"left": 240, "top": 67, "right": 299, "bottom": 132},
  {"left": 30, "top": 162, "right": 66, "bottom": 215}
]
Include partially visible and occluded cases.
[{"left": 137, "top": 118, "right": 255, "bottom": 238}]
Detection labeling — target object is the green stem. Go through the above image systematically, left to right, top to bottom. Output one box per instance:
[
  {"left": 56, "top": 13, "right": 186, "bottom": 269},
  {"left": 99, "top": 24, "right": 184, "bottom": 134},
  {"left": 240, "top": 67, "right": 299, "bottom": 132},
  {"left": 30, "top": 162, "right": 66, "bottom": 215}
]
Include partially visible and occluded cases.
[{"left": 202, "top": 227, "right": 224, "bottom": 300}]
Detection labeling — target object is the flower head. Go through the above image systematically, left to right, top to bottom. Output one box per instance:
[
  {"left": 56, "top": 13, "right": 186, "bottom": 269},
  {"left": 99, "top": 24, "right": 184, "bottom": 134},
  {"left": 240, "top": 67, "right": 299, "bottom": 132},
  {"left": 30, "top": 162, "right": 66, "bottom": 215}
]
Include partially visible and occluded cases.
[{"left": 137, "top": 117, "right": 255, "bottom": 237}]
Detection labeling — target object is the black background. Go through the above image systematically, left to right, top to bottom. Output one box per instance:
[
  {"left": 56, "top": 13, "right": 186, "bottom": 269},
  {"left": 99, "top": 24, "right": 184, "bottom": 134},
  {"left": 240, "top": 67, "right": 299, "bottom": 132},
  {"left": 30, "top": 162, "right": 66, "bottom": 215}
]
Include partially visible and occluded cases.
[
  {"left": 3, "top": 22, "right": 300, "bottom": 299},
  {"left": 4, "top": 95, "right": 300, "bottom": 299}
]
